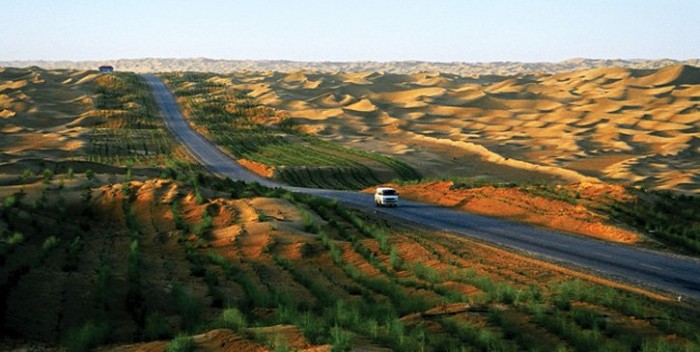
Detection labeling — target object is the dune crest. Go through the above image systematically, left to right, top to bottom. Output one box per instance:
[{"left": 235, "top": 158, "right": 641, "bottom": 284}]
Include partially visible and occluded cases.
[{"left": 344, "top": 98, "right": 378, "bottom": 112}]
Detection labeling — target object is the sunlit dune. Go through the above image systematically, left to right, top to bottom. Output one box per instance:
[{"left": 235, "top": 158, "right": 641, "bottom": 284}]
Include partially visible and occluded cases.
[
  {"left": 1, "top": 64, "right": 697, "bottom": 193},
  {"left": 221, "top": 65, "right": 699, "bottom": 192},
  {"left": 0, "top": 67, "right": 95, "bottom": 168},
  {"left": 343, "top": 98, "right": 378, "bottom": 112}
]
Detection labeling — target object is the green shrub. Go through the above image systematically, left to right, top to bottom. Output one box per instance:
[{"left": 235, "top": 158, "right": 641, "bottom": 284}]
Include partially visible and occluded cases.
[
  {"left": 20, "top": 168, "right": 33, "bottom": 182},
  {"left": 42, "top": 168, "right": 54, "bottom": 184},
  {"left": 611, "top": 191, "right": 700, "bottom": 255},
  {"left": 3, "top": 195, "right": 18, "bottom": 208},
  {"left": 171, "top": 200, "right": 187, "bottom": 231},
  {"left": 193, "top": 210, "right": 214, "bottom": 239},
  {"left": 300, "top": 210, "right": 320, "bottom": 234},
  {"left": 201, "top": 211, "right": 213, "bottom": 229},
  {"left": 8, "top": 232, "right": 24, "bottom": 246},
  {"left": 42, "top": 236, "right": 60, "bottom": 252},
  {"left": 63, "top": 236, "right": 83, "bottom": 271},
  {"left": 127, "top": 239, "right": 140, "bottom": 281},
  {"left": 389, "top": 247, "right": 402, "bottom": 269},
  {"left": 207, "top": 251, "right": 228, "bottom": 266},
  {"left": 274, "top": 255, "right": 336, "bottom": 307},
  {"left": 413, "top": 263, "right": 441, "bottom": 284},
  {"left": 95, "top": 264, "right": 113, "bottom": 309},
  {"left": 492, "top": 283, "right": 518, "bottom": 305},
  {"left": 172, "top": 285, "right": 203, "bottom": 332},
  {"left": 332, "top": 301, "right": 361, "bottom": 328},
  {"left": 571, "top": 307, "right": 606, "bottom": 330},
  {"left": 216, "top": 308, "right": 247, "bottom": 332},
  {"left": 488, "top": 309, "right": 537, "bottom": 350},
  {"left": 532, "top": 309, "right": 619, "bottom": 352},
  {"left": 145, "top": 311, "right": 172, "bottom": 340},
  {"left": 384, "top": 316, "right": 404, "bottom": 343},
  {"left": 440, "top": 317, "right": 516, "bottom": 352},
  {"left": 64, "top": 321, "right": 109, "bottom": 352},
  {"left": 331, "top": 325, "right": 352, "bottom": 351},
  {"left": 165, "top": 335, "right": 195, "bottom": 352},
  {"left": 640, "top": 338, "right": 687, "bottom": 352},
  {"left": 272, "top": 340, "right": 291, "bottom": 352}
]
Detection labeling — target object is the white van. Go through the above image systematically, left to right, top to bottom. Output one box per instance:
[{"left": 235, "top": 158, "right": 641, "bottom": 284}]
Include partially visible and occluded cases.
[{"left": 374, "top": 187, "right": 399, "bottom": 207}]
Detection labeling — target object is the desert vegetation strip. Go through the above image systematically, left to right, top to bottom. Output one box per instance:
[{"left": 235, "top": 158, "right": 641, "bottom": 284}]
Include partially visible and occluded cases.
[
  {"left": 0, "top": 67, "right": 205, "bottom": 194},
  {"left": 85, "top": 72, "right": 183, "bottom": 168},
  {"left": 159, "top": 72, "right": 420, "bottom": 189},
  {"left": 2, "top": 171, "right": 699, "bottom": 351},
  {"left": 388, "top": 178, "right": 700, "bottom": 255},
  {"left": 609, "top": 190, "right": 700, "bottom": 255}
]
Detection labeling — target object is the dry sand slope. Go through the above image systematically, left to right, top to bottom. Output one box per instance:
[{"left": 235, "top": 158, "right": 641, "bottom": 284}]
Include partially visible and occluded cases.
[
  {"left": 224, "top": 65, "right": 700, "bottom": 192},
  {"left": 0, "top": 67, "right": 97, "bottom": 164}
]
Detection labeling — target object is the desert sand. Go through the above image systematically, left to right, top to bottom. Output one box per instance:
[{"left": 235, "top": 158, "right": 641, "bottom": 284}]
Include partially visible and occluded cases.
[
  {"left": 3, "top": 64, "right": 698, "bottom": 192},
  {"left": 217, "top": 65, "right": 700, "bottom": 192},
  {"left": 0, "top": 67, "right": 97, "bottom": 159}
]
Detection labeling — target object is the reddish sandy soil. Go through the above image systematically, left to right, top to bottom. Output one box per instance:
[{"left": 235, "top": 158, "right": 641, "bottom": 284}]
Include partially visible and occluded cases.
[
  {"left": 238, "top": 159, "right": 276, "bottom": 178},
  {"left": 1, "top": 175, "right": 690, "bottom": 352},
  {"left": 368, "top": 181, "right": 640, "bottom": 244},
  {"left": 104, "top": 327, "right": 329, "bottom": 352}
]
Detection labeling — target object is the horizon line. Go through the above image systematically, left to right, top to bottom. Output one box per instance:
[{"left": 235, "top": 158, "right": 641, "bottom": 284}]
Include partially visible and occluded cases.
[{"left": 2, "top": 57, "right": 699, "bottom": 65}]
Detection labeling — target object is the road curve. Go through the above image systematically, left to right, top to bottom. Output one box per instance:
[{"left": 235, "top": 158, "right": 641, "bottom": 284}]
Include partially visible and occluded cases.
[{"left": 143, "top": 74, "right": 700, "bottom": 299}]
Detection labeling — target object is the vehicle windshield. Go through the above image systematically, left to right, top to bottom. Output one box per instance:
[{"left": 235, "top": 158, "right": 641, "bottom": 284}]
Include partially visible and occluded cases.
[{"left": 381, "top": 189, "right": 397, "bottom": 196}]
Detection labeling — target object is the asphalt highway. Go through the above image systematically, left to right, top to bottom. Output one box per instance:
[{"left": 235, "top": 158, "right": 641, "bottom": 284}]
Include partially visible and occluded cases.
[{"left": 143, "top": 74, "right": 700, "bottom": 299}]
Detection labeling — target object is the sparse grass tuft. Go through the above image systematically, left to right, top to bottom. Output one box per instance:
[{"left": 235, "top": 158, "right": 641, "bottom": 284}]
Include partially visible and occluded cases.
[
  {"left": 215, "top": 307, "right": 247, "bottom": 332},
  {"left": 165, "top": 335, "right": 195, "bottom": 352}
]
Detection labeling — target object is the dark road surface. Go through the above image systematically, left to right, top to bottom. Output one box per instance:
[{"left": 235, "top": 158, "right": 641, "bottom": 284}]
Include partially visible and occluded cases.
[{"left": 143, "top": 74, "right": 700, "bottom": 299}]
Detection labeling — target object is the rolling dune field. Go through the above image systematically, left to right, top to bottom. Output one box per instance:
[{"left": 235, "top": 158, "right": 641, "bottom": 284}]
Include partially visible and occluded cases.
[{"left": 214, "top": 65, "right": 700, "bottom": 192}]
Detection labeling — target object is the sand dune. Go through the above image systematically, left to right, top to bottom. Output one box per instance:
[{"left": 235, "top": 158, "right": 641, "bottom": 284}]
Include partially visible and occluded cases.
[
  {"left": 2, "top": 64, "right": 697, "bottom": 192},
  {"left": 218, "top": 65, "right": 699, "bottom": 192},
  {"left": 0, "top": 67, "right": 95, "bottom": 168},
  {"left": 343, "top": 98, "right": 378, "bottom": 112}
]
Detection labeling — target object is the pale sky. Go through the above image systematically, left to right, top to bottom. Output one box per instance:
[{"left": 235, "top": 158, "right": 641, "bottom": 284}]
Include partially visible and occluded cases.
[{"left": 3, "top": 0, "right": 699, "bottom": 62}]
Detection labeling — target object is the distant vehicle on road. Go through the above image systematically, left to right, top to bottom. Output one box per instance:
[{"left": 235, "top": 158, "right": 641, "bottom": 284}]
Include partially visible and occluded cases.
[{"left": 375, "top": 187, "right": 399, "bottom": 207}]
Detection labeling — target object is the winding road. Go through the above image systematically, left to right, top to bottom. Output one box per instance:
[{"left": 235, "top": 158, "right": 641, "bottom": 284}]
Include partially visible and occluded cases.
[{"left": 143, "top": 74, "right": 700, "bottom": 299}]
